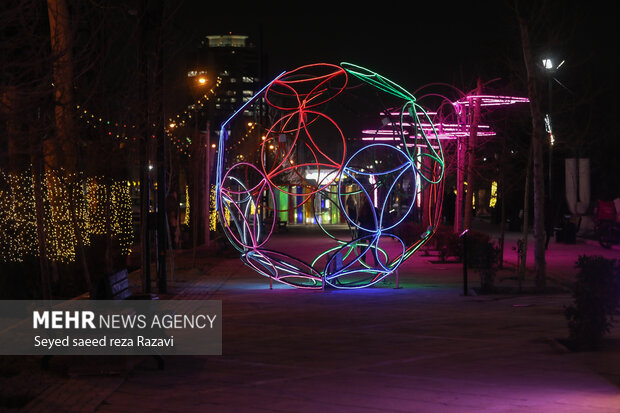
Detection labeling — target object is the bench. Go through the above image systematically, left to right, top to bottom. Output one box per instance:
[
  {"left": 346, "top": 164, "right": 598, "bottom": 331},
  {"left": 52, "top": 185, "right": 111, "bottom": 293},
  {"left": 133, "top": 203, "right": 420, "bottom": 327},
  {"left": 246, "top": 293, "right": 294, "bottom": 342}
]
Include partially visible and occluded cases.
[
  {"left": 42, "top": 269, "right": 165, "bottom": 370},
  {"left": 104, "top": 269, "right": 164, "bottom": 370},
  {"left": 104, "top": 269, "right": 150, "bottom": 300}
]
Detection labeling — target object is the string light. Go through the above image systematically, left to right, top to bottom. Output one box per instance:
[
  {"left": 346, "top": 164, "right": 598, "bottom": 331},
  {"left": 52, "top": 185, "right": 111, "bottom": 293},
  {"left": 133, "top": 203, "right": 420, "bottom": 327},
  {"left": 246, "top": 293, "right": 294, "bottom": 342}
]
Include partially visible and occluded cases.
[
  {"left": 75, "top": 76, "right": 223, "bottom": 158},
  {"left": 165, "top": 76, "right": 223, "bottom": 157},
  {"left": 0, "top": 169, "right": 134, "bottom": 263},
  {"left": 0, "top": 171, "right": 37, "bottom": 262},
  {"left": 489, "top": 181, "right": 498, "bottom": 208},
  {"left": 183, "top": 184, "right": 190, "bottom": 226},
  {"left": 210, "top": 184, "right": 217, "bottom": 231}
]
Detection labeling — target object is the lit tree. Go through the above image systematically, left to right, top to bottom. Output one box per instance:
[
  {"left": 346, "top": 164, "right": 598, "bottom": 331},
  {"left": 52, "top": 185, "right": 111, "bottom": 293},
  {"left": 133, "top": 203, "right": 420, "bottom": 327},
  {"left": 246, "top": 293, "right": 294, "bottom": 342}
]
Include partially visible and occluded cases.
[
  {"left": 511, "top": 0, "right": 599, "bottom": 291},
  {"left": 0, "top": 1, "right": 162, "bottom": 298},
  {"left": 517, "top": 13, "right": 547, "bottom": 290}
]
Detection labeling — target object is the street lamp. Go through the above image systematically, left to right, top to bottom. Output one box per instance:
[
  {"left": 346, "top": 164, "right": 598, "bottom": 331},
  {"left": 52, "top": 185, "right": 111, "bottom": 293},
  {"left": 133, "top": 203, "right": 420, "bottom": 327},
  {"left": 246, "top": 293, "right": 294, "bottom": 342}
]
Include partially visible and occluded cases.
[
  {"left": 542, "top": 56, "right": 564, "bottom": 232},
  {"left": 186, "top": 69, "right": 212, "bottom": 247},
  {"left": 188, "top": 69, "right": 208, "bottom": 87}
]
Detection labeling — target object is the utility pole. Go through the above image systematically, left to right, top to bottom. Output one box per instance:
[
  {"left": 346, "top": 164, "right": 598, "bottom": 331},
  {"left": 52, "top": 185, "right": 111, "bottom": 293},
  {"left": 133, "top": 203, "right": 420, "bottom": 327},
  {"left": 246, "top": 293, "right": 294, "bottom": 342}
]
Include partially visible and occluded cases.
[
  {"left": 138, "top": 0, "right": 151, "bottom": 294},
  {"left": 154, "top": 0, "right": 167, "bottom": 294},
  {"left": 519, "top": 15, "right": 547, "bottom": 291},
  {"left": 542, "top": 56, "right": 563, "bottom": 214},
  {"left": 547, "top": 77, "right": 553, "bottom": 205},
  {"left": 463, "top": 79, "right": 482, "bottom": 230},
  {"left": 454, "top": 106, "right": 466, "bottom": 234},
  {"left": 205, "top": 121, "right": 211, "bottom": 247}
]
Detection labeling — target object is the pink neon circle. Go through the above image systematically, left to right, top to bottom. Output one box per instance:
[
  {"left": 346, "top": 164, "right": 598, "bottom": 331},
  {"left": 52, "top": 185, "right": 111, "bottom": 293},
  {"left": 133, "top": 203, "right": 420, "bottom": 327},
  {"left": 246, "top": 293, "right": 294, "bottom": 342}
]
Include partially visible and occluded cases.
[{"left": 219, "top": 162, "right": 276, "bottom": 250}]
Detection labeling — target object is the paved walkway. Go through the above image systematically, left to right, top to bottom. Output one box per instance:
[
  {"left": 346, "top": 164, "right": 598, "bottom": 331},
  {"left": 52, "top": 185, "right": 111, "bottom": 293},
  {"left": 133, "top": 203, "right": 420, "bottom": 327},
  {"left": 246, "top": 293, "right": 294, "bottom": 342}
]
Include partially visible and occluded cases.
[{"left": 20, "top": 223, "right": 620, "bottom": 412}]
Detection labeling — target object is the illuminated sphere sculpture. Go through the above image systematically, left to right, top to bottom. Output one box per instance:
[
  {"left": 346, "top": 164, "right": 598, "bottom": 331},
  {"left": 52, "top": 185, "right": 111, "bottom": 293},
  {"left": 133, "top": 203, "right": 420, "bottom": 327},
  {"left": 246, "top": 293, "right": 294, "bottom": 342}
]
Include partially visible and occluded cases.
[{"left": 216, "top": 63, "right": 444, "bottom": 289}]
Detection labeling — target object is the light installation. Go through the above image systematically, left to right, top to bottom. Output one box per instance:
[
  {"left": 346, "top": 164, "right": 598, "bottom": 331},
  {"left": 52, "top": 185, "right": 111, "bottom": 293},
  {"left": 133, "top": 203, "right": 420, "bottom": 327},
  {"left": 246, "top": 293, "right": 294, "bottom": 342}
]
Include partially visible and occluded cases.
[
  {"left": 216, "top": 63, "right": 445, "bottom": 289},
  {"left": 0, "top": 171, "right": 134, "bottom": 263}
]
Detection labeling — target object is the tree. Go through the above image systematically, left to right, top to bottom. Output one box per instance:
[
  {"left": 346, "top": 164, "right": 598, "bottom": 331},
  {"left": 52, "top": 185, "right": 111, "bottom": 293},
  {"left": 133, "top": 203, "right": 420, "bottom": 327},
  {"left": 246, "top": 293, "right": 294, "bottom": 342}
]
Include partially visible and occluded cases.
[
  {"left": 0, "top": 1, "right": 156, "bottom": 298},
  {"left": 518, "top": 12, "right": 547, "bottom": 291},
  {"left": 462, "top": 78, "right": 482, "bottom": 231}
]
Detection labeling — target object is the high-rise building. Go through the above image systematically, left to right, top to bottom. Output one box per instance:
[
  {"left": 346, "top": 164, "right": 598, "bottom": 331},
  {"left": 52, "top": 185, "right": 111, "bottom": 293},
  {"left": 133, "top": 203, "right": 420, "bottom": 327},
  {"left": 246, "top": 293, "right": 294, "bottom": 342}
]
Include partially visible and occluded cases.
[{"left": 187, "top": 34, "right": 262, "bottom": 128}]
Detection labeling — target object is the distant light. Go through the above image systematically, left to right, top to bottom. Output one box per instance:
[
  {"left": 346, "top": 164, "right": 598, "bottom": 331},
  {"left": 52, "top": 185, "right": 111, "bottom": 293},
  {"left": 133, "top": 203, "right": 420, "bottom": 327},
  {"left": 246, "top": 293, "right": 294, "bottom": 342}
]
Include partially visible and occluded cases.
[
  {"left": 198, "top": 77, "right": 207, "bottom": 84},
  {"left": 211, "top": 143, "right": 216, "bottom": 148},
  {"left": 489, "top": 181, "right": 498, "bottom": 208}
]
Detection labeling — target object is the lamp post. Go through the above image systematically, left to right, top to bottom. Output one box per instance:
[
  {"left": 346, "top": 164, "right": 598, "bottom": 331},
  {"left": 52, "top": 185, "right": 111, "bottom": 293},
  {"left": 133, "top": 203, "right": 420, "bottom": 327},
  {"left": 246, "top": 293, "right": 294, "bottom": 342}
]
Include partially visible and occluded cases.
[
  {"left": 542, "top": 57, "right": 564, "bottom": 230},
  {"left": 188, "top": 70, "right": 210, "bottom": 264},
  {"left": 196, "top": 74, "right": 213, "bottom": 247}
]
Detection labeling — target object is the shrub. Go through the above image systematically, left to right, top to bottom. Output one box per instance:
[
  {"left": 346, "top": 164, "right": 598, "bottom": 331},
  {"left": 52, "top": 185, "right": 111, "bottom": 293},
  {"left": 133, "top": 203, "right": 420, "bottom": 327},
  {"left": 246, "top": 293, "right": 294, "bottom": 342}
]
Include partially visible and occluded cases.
[
  {"left": 393, "top": 222, "right": 427, "bottom": 245},
  {"left": 433, "top": 226, "right": 462, "bottom": 262},
  {"left": 466, "top": 231, "right": 498, "bottom": 293},
  {"left": 564, "top": 255, "right": 620, "bottom": 351}
]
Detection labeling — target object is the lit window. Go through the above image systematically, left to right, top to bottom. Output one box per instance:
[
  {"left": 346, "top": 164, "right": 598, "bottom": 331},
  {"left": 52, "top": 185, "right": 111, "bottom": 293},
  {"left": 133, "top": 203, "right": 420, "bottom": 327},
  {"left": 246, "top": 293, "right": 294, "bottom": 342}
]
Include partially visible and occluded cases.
[{"left": 206, "top": 35, "right": 248, "bottom": 48}]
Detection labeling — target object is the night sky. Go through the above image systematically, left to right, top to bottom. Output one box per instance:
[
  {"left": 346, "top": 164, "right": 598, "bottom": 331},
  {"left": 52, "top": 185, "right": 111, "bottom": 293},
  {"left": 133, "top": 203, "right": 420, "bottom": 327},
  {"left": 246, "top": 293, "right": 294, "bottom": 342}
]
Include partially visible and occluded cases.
[
  {"left": 171, "top": 1, "right": 617, "bottom": 194},
  {"left": 172, "top": 1, "right": 614, "bottom": 85},
  {"left": 174, "top": 2, "right": 521, "bottom": 90}
]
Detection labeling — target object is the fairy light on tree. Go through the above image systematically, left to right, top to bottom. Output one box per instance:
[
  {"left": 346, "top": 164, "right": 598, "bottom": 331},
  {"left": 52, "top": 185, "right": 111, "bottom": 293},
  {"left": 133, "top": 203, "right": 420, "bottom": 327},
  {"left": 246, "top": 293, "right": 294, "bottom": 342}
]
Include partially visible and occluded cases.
[{"left": 0, "top": 170, "right": 134, "bottom": 263}]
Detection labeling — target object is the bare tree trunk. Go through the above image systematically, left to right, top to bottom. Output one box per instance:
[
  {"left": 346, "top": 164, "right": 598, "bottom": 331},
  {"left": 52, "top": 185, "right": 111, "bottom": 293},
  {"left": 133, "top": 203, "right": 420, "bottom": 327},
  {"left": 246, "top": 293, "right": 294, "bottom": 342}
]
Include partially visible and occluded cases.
[
  {"left": 46, "top": 0, "right": 77, "bottom": 172},
  {"left": 47, "top": 0, "right": 95, "bottom": 295},
  {"left": 138, "top": 0, "right": 152, "bottom": 294},
  {"left": 152, "top": 0, "right": 167, "bottom": 294},
  {"left": 519, "top": 17, "right": 547, "bottom": 291},
  {"left": 463, "top": 79, "right": 482, "bottom": 230},
  {"left": 3, "top": 86, "right": 27, "bottom": 173},
  {"left": 454, "top": 100, "right": 468, "bottom": 234},
  {"left": 30, "top": 118, "right": 52, "bottom": 300},
  {"left": 191, "top": 120, "right": 202, "bottom": 267},
  {"left": 204, "top": 122, "right": 211, "bottom": 247},
  {"left": 519, "top": 144, "right": 532, "bottom": 282},
  {"left": 421, "top": 155, "right": 431, "bottom": 230},
  {"left": 498, "top": 165, "right": 506, "bottom": 269},
  {"left": 66, "top": 178, "right": 93, "bottom": 295},
  {"left": 104, "top": 178, "right": 113, "bottom": 275}
]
